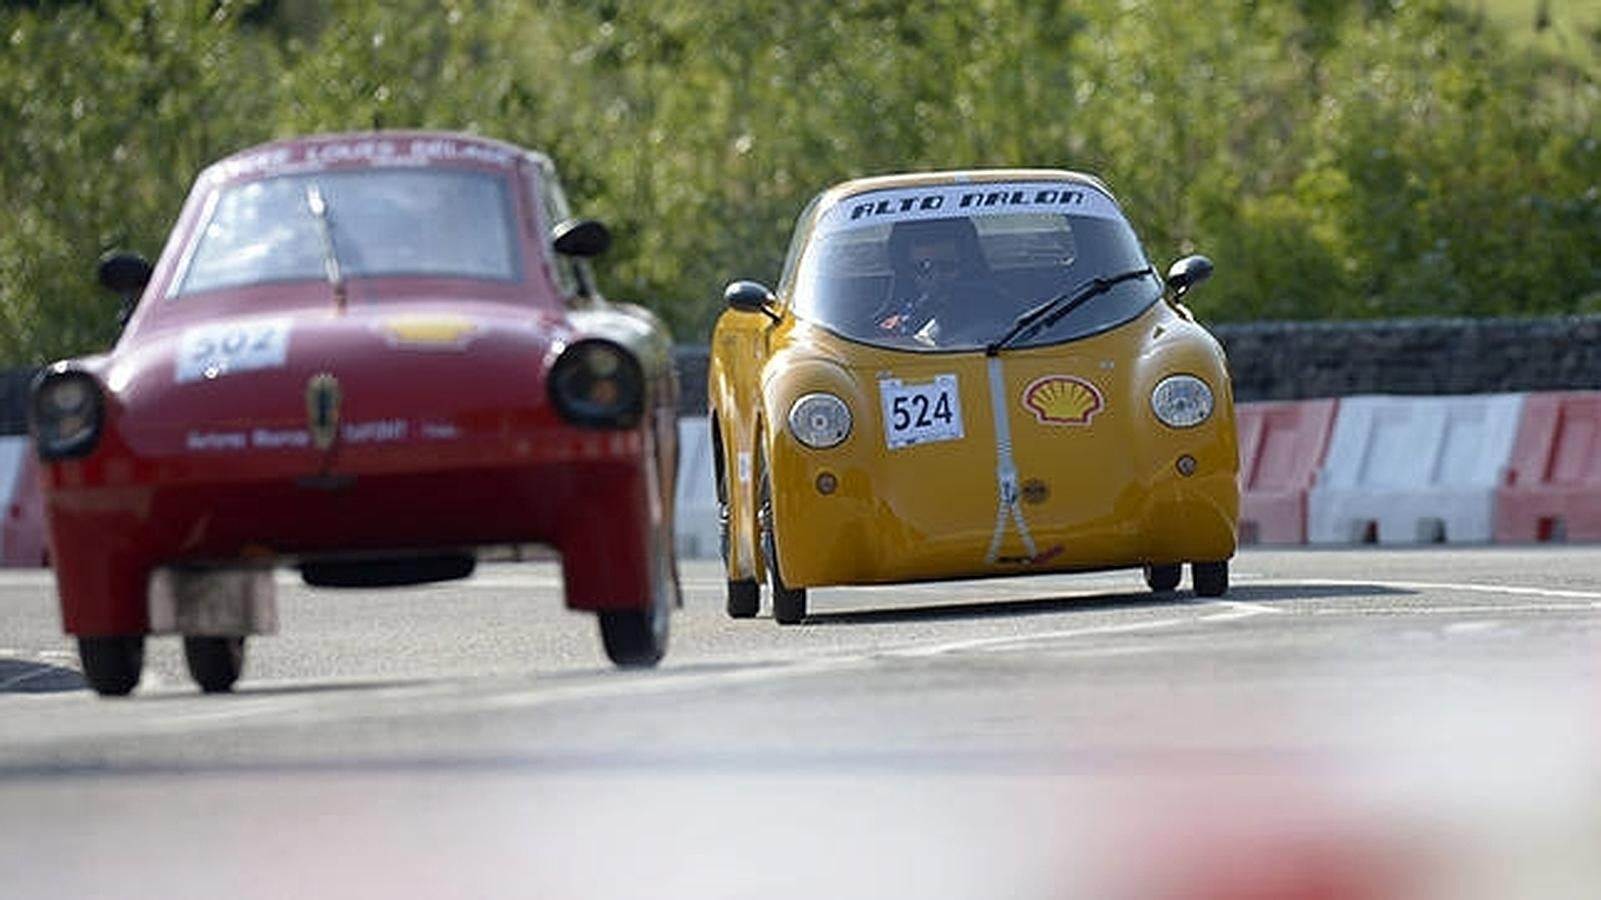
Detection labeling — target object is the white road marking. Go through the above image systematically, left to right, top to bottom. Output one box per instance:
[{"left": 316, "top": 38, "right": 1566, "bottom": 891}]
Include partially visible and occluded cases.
[
  {"left": 1307, "top": 577, "right": 1601, "bottom": 602},
  {"left": 884, "top": 615, "right": 1195, "bottom": 659}
]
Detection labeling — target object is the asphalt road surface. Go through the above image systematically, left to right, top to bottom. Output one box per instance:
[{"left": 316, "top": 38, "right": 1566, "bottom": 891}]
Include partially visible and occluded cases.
[{"left": 4, "top": 547, "right": 1601, "bottom": 899}]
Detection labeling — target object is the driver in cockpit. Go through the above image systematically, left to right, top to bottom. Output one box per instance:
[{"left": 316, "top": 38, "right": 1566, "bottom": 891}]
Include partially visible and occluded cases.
[{"left": 874, "top": 217, "right": 991, "bottom": 347}]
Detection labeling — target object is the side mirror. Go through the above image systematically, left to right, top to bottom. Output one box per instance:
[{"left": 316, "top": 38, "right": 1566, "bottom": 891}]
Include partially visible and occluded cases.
[
  {"left": 552, "top": 218, "right": 611, "bottom": 258},
  {"left": 98, "top": 251, "right": 153, "bottom": 296},
  {"left": 1165, "top": 255, "right": 1214, "bottom": 300},
  {"left": 724, "top": 280, "right": 779, "bottom": 320}
]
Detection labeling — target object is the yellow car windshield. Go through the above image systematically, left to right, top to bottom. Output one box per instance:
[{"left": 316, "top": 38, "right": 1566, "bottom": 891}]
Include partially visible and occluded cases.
[{"left": 790, "top": 182, "right": 1160, "bottom": 351}]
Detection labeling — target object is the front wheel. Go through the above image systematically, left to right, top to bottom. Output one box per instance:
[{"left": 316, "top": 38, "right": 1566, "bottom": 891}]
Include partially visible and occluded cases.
[
  {"left": 758, "top": 466, "right": 807, "bottom": 625},
  {"left": 599, "top": 524, "right": 673, "bottom": 668},
  {"left": 1192, "top": 560, "right": 1230, "bottom": 598},
  {"left": 726, "top": 578, "right": 759, "bottom": 618},
  {"left": 599, "top": 609, "right": 668, "bottom": 667},
  {"left": 78, "top": 635, "right": 145, "bottom": 697},
  {"left": 184, "top": 636, "right": 246, "bottom": 693}
]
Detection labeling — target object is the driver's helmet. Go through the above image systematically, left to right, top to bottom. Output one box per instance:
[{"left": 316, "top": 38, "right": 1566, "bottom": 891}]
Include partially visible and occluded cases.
[{"left": 886, "top": 216, "right": 988, "bottom": 292}]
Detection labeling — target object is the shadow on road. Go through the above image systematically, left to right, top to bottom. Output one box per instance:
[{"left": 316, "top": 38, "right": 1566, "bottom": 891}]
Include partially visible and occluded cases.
[
  {"left": 803, "top": 580, "right": 1416, "bottom": 625},
  {"left": 0, "top": 658, "right": 85, "bottom": 694}
]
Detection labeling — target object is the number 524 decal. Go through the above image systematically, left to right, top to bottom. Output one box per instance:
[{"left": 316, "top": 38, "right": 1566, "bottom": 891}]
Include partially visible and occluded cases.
[{"left": 879, "top": 374, "right": 964, "bottom": 449}]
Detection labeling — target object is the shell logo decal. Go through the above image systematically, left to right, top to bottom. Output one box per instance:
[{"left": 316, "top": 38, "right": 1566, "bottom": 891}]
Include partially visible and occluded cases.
[{"left": 1021, "top": 375, "right": 1104, "bottom": 426}]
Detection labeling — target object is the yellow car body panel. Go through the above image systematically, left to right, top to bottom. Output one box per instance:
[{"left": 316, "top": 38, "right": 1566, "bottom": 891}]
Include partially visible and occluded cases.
[{"left": 709, "top": 169, "right": 1237, "bottom": 591}]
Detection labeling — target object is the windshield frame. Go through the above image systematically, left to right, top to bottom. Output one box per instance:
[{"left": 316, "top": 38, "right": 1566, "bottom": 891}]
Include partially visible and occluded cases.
[{"left": 168, "top": 166, "right": 525, "bottom": 299}]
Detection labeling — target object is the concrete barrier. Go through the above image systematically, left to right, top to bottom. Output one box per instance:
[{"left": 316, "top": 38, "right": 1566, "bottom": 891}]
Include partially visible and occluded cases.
[
  {"left": 1494, "top": 391, "right": 1601, "bottom": 543},
  {"left": 1308, "top": 394, "right": 1525, "bottom": 544},
  {"left": 1236, "top": 399, "right": 1338, "bottom": 545},
  {"left": 674, "top": 416, "right": 720, "bottom": 560}
]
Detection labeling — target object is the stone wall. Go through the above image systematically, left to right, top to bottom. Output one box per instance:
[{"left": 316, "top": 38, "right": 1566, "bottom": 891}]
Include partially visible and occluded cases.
[
  {"left": 6, "top": 314, "right": 1600, "bottom": 430},
  {"left": 1215, "top": 315, "right": 1601, "bottom": 403}
]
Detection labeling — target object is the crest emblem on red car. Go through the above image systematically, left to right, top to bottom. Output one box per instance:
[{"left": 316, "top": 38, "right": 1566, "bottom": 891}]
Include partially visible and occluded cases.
[
  {"left": 306, "top": 373, "right": 341, "bottom": 450},
  {"left": 1022, "top": 375, "right": 1103, "bottom": 425}
]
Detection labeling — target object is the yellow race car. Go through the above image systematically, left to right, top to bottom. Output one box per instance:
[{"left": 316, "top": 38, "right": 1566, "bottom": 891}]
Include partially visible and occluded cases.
[{"left": 708, "top": 170, "right": 1237, "bottom": 623}]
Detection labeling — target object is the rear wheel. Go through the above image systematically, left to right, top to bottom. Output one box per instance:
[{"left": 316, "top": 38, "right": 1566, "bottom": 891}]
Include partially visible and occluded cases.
[
  {"left": 758, "top": 462, "right": 807, "bottom": 625},
  {"left": 1192, "top": 560, "right": 1229, "bottom": 598},
  {"left": 1144, "top": 564, "right": 1182, "bottom": 593},
  {"left": 78, "top": 635, "right": 145, "bottom": 697},
  {"left": 184, "top": 636, "right": 246, "bottom": 693}
]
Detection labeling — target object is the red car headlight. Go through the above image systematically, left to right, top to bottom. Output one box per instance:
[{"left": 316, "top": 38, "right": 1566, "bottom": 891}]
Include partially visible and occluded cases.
[
  {"left": 548, "top": 339, "right": 645, "bottom": 429},
  {"left": 31, "top": 368, "right": 106, "bottom": 459}
]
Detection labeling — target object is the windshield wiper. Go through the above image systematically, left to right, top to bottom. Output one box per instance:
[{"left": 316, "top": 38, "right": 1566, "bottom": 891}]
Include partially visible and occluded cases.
[
  {"left": 304, "top": 183, "right": 347, "bottom": 311},
  {"left": 985, "top": 266, "right": 1154, "bottom": 356}
]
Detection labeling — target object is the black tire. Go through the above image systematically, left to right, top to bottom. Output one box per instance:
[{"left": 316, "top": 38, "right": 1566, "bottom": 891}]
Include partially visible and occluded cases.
[
  {"left": 758, "top": 463, "right": 807, "bottom": 625},
  {"left": 600, "top": 525, "right": 673, "bottom": 668},
  {"left": 1192, "top": 560, "right": 1229, "bottom": 598},
  {"left": 1144, "top": 564, "right": 1182, "bottom": 593},
  {"left": 726, "top": 578, "right": 760, "bottom": 618},
  {"left": 78, "top": 635, "right": 145, "bottom": 697},
  {"left": 184, "top": 636, "right": 246, "bottom": 693}
]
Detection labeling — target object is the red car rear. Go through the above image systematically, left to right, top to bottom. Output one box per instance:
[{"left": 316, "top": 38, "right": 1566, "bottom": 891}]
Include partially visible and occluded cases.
[{"left": 30, "top": 131, "right": 679, "bottom": 696}]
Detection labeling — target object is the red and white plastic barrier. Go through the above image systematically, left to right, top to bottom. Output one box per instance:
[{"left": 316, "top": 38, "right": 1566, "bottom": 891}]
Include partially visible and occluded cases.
[
  {"left": 1494, "top": 391, "right": 1601, "bottom": 543},
  {"left": 1307, "top": 394, "right": 1526, "bottom": 545},
  {"left": 1236, "top": 399, "right": 1338, "bottom": 545},
  {"left": 674, "top": 416, "right": 720, "bottom": 561},
  {"left": 0, "top": 436, "right": 48, "bottom": 566},
  {"left": 1, "top": 450, "right": 47, "bottom": 567}
]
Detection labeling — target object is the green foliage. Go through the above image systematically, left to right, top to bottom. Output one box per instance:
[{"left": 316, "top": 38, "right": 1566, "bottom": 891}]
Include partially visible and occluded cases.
[{"left": 2, "top": 0, "right": 1598, "bottom": 363}]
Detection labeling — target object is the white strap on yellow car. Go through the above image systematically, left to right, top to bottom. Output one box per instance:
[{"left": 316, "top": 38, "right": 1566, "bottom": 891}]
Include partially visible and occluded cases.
[{"left": 984, "top": 355, "right": 1037, "bottom": 565}]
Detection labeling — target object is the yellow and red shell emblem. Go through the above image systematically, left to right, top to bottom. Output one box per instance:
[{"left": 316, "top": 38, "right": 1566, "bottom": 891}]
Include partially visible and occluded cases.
[{"left": 1021, "top": 375, "right": 1103, "bottom": 425}]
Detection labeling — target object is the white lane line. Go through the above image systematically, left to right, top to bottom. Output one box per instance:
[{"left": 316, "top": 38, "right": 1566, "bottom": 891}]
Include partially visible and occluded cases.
[
  {"left": 1270, "top": 577, "right": 1601, "bottom": 616},
  {"left": 1307, "top": 577, "right": 1601, "bottom": 602},
  {"left": 883, "top": 599, "right": 1279, "bottom": 659},
  {"left": 1201, "top": 600, "right": 1288, "bottom": 619},
  {"left": 1313, "top": 603, "right": 1599, "bottom": 616},
  {"left": 884, "top": 617, "right": 1187, "bottom": 659}
]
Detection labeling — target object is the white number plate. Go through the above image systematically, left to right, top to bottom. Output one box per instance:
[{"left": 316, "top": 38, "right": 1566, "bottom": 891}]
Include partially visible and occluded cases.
[
  {"left": 176, "top": 318, "right": 292, "bottom": 383},
  {"left": 879, "top": 374, "right": 964, "bottom": 449}
]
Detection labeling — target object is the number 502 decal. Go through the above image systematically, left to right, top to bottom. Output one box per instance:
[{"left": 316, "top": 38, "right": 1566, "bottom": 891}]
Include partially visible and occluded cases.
[
  {"left": 176, "top": 318, "right": 292, "bottom": 383},
  {"left": 879, "top": 374, "right": 964, "bottom": 449}
]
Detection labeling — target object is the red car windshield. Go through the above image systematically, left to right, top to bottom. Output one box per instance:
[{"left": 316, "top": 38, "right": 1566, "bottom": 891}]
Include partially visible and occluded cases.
[
  {"left": 174, "top": 168, "right": 522, "bottom": 296},
  {"left": 789, "top": 181, "right": 1160, "bottom": 351}
]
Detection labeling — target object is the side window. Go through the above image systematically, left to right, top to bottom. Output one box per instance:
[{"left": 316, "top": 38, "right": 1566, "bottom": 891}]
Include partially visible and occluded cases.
[{"left": 530, "top": 162, "right": 587, "bottom": 303}]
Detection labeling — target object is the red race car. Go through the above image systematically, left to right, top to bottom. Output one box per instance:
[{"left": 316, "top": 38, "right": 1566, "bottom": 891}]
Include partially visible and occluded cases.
[{"left": 30, "top": 131, "right": 680, "bottom": 696}]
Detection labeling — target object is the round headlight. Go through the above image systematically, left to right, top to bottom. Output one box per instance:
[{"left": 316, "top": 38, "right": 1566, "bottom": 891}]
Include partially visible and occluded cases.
[
  {"left": 548, "top": 339, "right": 645, "bottom": 429},
  {"left": 31, "top": 368, "right": 106, "bottom": 459},
  {"left": 1150, "top": 375, "right": 1214, "bottom": 428},
  {"left": 787, "top": 392, "right": 852, "bottom": 449}
]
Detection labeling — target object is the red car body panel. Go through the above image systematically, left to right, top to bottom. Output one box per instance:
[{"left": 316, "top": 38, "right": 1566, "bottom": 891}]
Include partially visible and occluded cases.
[{"left": 35, "top": 131, "right": 677, "bottom": 646}]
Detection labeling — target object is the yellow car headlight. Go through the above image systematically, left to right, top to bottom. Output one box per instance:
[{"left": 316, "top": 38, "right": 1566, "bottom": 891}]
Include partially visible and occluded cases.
[
  {"left": 1150, "top": 374, "right": 1213, "bottom": 428},
  {"left": 787, "top": 392, "right": 852, "bottom": 449}
]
